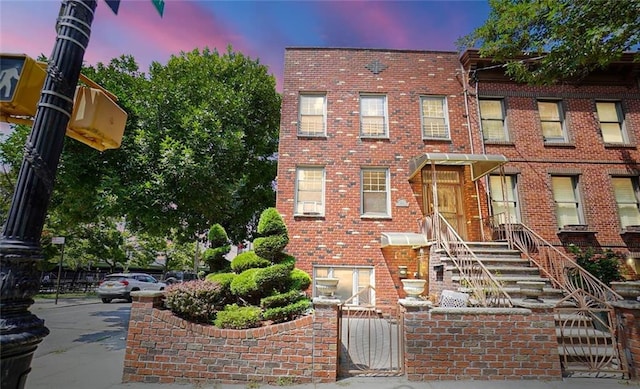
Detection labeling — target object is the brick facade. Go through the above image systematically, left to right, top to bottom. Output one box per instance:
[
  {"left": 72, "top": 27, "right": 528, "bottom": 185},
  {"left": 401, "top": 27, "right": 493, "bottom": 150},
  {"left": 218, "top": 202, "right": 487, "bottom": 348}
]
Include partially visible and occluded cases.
[
  {"left": 277, "top": 48, "right": 640, "bottom": 307},
  {"left": 402, "top": 305, "right": 562, "bottom": 381}
]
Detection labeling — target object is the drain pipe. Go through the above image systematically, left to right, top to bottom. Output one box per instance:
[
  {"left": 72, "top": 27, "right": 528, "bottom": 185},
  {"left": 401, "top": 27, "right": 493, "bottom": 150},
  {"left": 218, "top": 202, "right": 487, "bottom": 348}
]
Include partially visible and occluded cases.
[{"left": 460, "top": 63, "right": 486, "bottom": 241}]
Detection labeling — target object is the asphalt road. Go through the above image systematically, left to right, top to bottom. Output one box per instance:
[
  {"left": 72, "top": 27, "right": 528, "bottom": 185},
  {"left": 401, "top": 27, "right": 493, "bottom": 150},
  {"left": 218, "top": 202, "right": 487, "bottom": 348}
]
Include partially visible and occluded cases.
[{"left": 27, "top": 297, "right": 130, "bottom": 389}]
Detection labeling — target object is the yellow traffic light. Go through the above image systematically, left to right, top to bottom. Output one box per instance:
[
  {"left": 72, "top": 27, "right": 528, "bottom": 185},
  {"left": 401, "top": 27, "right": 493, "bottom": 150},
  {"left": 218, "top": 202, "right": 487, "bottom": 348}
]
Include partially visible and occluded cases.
[
  {"left": 0, "top": 53, "right": 46, "bottom": 118},
  {"left": 67, "top": 86, "right": 127, "bottom": 151}
]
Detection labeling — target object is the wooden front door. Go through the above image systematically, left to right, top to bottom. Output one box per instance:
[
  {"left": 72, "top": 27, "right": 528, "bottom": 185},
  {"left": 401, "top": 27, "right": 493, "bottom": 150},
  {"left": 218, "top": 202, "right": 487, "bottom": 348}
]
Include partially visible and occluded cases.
[{"left": 423, "top": 167, "right": 467, "bottom": 240}]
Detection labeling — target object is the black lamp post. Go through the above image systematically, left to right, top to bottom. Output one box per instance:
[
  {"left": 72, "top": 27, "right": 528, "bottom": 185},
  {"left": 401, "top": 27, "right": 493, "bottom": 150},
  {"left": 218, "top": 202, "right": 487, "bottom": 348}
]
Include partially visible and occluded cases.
[{"left": 0, "top": 1, "right": 96, "bottom": 388}]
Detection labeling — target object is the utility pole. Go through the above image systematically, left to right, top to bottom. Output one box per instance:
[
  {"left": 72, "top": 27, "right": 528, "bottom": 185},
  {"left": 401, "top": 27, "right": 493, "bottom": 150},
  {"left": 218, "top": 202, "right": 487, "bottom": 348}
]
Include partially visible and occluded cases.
[{"left": 0, "top": 1, "right": 96, "bottom": 388}]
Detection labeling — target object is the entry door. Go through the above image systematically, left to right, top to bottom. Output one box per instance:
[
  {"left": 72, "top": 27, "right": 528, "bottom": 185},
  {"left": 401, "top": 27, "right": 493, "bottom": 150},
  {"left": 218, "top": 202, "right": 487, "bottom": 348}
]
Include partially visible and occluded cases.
[{"left": 423, "top": 167, "right": 467, "bottom": 240}]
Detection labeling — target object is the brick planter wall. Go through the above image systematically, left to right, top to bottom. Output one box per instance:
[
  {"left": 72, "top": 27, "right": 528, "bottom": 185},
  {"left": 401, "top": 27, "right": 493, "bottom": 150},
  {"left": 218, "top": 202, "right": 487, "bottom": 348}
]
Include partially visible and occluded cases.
[
  {"left": 122, "top": 292, "right": 340, "bottom": 386},
  {"left": 402, "top": 305, "right": 562, "bottom": 381}
]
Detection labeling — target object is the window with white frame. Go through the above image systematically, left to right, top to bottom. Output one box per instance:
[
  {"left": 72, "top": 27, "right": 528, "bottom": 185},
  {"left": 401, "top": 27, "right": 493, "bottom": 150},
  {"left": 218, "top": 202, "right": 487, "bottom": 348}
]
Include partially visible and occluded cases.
[
  {"left": 298, "top": 94, "right": 326, "bottom": 136},
  {"left": 360, "top": 95, "right": 388, "bottom": 137},
  {"left": 421, "top": 96, "right": 450, "bottom": 139},
  {"left": 479, "top": 98, "right": 507, "bottom": 141},
  {"left": 538, "top": 100, "right": 566, "bottom": 143},
  {"left": 596, "top": 101, "right": 627, "bottom": 144},
  {"left": 295, "top": 167, "right": 324, "bottom": 216},
  {"left": 361, "top": 168, "right": 390, "bottom": 217},
  {"left": 489, "top": 175, "right": 520, "bottom": 223},
  {"left": 551, "top": 175, "right": 584, "bottom": 228},
  {"left": 612, "top": 176, "right": 640, "bottom": 228},
  {"left": 314, "top": 266, "right": 374, "bottom": 305}
]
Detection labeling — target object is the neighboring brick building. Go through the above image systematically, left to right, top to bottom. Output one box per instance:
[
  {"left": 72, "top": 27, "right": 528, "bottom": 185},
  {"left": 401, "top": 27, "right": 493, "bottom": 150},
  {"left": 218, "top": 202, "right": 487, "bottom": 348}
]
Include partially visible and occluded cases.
[{"left": 276, "top": 47, "right": 640, "bottom": 306}]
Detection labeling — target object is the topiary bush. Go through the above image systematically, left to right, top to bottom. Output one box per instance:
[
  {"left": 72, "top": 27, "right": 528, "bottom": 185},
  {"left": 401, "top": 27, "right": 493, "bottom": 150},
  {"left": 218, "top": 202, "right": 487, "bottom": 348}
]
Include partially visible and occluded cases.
[
  {"left": 257, "top": 207, "right": 288, "bottom": 236},
  {"left": 204, "top": 223, "right": 231, "bottom": 272},
  {"left": 253, "top": 235, "right": 289, "bottom": 261},
  {"left": 231, "top": 251, "right": 271, "bottom": 274},
  {"left": 254, "top": 263, "right": 294, "bottom": 293},
  {"left": 230, "top": 268, "right": 261, "bottom": 303},
  {"left": 288, "top": 268, "right": 312, "bottom": 291},
  {"left": 205, "top": 272, "right": 236, "bottom": 305},
  {"left": 165, "top": 280, "right": 223, "bottom": 323},
  {"left": 260, "top": 290, "right": 305, "bottom": 309},
  {"left": 262, "top": 299, "right": 312, "bottom": 324},
  {"left": 214, "top": 304, "right": 262, "bottom": 329}
]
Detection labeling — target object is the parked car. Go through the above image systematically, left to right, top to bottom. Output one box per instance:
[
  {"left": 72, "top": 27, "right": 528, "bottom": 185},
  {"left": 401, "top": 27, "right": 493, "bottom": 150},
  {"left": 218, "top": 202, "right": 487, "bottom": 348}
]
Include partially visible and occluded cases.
[
  {"left": 162, "top": 270, "right": 199, "bottom": 285},
  {"left": 96, "top": 273, "right": 166, "bottom": 303}
]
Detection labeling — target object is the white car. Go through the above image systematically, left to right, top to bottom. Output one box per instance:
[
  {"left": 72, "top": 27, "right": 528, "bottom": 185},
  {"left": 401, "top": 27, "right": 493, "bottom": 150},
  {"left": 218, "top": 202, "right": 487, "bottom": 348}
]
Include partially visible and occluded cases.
[{"left": 96, "top": 273, "right": 166, "bottom": 303}]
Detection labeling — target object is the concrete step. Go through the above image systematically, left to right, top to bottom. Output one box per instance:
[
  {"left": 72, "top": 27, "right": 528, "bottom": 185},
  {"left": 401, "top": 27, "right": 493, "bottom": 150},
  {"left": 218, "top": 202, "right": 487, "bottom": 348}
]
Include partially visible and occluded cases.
[{"left": 447, "top": 265, "right": 541, "bottom": 276}]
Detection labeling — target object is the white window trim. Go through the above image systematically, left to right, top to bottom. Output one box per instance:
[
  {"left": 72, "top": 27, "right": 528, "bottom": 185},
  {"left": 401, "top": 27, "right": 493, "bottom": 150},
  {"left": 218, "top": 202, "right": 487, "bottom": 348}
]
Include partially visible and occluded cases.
[
  {"left": 298, "top": 93, "right": 327, "bottom": 137},
  {"left": 359, "top": 94, "right": 389, "bottom": 138},
  {"left": 420, "top": 96, "right": 450, "bottom": 140},
  {"left": 479, "top": 98, "right": 508, "bottom": 142},
  {"left": 538, "top": 99, "right": 568, "bottom": 143},
  {"left": 596, "top": 100, "right": 628, "bottom": 144},
  {"left": 294, "top": 166, "right": 325, "bottom": 217},
  {"left": 361, "top": 167, "right": 391, "bottom": 218},
  {"left": 489, "top": 174, "right": 521, "bottom": 224},
  {"left": 551, "top": 175, "right": 585, "bottom": 229},
  {"left": 612, "top": 176, "right": 640, "bottom": 229}
]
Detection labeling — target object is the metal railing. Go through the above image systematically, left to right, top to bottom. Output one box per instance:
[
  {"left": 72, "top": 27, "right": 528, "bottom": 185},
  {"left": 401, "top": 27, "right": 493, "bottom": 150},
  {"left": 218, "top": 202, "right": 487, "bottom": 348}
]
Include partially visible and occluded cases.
[
  {"left": 422, "top": 213, "right": 513, "bottom": 307},
  {"left": 488, "top": 213, "right": 622, "bottom": 303},
  {"left": 489, "top": 214, "right": 628, "bottom": 377}
]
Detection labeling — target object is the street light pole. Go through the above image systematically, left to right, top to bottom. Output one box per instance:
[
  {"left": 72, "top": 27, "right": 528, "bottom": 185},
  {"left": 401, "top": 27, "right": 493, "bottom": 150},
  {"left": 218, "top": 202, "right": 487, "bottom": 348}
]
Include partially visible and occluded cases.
[{"left": 0, "top": 1, "right": 96, "bottom": 388}]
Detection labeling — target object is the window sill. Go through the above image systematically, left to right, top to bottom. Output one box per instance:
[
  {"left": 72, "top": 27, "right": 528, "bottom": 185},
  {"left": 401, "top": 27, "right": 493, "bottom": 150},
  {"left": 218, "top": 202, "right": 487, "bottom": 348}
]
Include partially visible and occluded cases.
[
  {"left": 297, "top": 134, "right": 327, "bottom": 139},
  {"left": 360, "top": 136, "right": 390, "bottom": 141},
  {"left": 422, "top": 137, "right": 452, "bottom": 142},
  {"left": 483, "top": 140, "right": 514, "bottom": 146},
  {"left": 543, "top": 141, "right": 575, "bottom": 148},
  {"left": 604, "top": 142, "right": 636, "bottom": 149},
  {"left": 294, "top": 213, "right": 325, "bottom": 218},
  {"left": 361, "top": 214, "right": 392, "bottom": 220},
  {"left": 557, "top": 225, "right": 596, "bottom": 236},
  {"left": 621, "top": 225, "right": 640, "bottom": 237}
]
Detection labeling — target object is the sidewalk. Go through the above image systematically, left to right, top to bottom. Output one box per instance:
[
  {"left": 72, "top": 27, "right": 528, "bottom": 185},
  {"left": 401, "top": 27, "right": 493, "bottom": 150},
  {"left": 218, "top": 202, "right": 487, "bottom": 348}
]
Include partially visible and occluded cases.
[{"left": 26, "top": 297, "right": 639, "bottom": 389}]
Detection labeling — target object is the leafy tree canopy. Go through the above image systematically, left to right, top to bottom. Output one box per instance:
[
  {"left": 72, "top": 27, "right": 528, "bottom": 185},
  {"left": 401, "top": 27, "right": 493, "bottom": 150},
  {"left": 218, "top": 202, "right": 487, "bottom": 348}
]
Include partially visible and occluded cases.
[
  {"left": 458, "top": 0, "right": 640, "bottom": 83},
  {"left": 1, "top": 47, "right": 280, "bottom": 250}
]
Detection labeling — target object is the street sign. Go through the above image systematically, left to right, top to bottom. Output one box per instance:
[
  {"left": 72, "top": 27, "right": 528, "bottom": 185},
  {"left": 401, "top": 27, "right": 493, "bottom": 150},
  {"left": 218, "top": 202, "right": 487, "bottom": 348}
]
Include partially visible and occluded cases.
[
  {"left": 104, "top": 0, "right": 120, "bottom": 15},
  {"left": 151, "top": 0, "right": 164, "bottom": 17},
  {"left": 52, "top": 237, "right": 65, "bottom": 245}
]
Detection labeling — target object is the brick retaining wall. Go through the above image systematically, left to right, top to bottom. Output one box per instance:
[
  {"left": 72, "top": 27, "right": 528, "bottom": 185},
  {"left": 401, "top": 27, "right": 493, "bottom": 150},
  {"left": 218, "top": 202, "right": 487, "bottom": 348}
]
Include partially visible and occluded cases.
[
  {"left": 122, "top": 292, "right": 339, "bottom": 386},
  {"left": 402, "top": 305, "right": 562, "bottom": 381}
]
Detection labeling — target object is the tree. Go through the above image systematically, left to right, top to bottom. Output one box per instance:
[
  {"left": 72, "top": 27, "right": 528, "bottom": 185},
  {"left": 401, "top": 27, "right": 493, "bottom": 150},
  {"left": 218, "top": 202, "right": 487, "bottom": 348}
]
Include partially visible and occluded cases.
[
  {"left": 458, "top": 0, "right": 640, "bottom": 83},
  {"left": 202, "top": 224, "right": 231, "bottom": 273}
]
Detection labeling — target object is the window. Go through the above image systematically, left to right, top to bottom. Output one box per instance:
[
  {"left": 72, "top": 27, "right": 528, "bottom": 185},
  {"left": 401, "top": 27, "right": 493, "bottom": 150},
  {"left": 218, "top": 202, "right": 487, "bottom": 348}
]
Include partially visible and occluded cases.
[
  {"left": 299, "top": 94, "right": 326, "bottom": 136},
  {"left": 360, "top": 95, "right": 388, "bottom": 137},
  {"left": 421, "top": 96, "right": 449, "bottom": 139},
  {"left": 479, "top": 99, "right": 507, "bottom": 141},
  {"left": 538, "top": 100, "right": 566, "bottom": 143},
  {"left": 597, "top": 101, "right": 627, "bottom": 144},
  {"left": 295, "top": 167, "right": 324, "bottom": 216},
  {"left": 361, "top": 168, "right": 390, "bottom": 217},
  {"left": 489, "top": 175, "right": 520, "bottom": 223},
  {"left": 551, "top": 176, "right": 584, "bottom": 228},
  {"left": 612, "top": 177, "right": 640, "bottom": 228},
  {"left": 314, "top": 266, "right": 374, "bottom": 305}
]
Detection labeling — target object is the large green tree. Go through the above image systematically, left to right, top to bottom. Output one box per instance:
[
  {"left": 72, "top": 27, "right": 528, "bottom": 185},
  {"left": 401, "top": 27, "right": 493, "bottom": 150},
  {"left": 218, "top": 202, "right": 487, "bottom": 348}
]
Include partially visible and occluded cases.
[
  {"left": 459, "top": 0, "right": 640, "bottom": 83},
  {"left": 1, "top": 47, "right": 280, "bottom": 249}
]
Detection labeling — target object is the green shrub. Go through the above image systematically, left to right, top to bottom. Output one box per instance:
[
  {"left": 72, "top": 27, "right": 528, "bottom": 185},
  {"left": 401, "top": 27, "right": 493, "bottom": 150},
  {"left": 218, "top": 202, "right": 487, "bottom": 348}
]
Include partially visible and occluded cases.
[
  {"left": 257, "top": 207, "right": 288, "bottom": 236},
  {"left": 208, "top": 223, "right": 230, "bottom": 246},
  {"left": 254, "top": 235, "right": 289, "bottom": 261},
  {"left": 568, "top": 245, "right": 623, "bottom": 286},
  {"left": 202, "top": 246, "right": 231, "bottom": 273},
  {"left": 231, "top": 251, "right": 271, "bottom": 273},
  {"left": 255, "top": 263, "right": 292, "bottom": 293},
  {"left": 230, "top": 268, "right": 260, "bottom": 300},
  {"left": 288, "top": 268, "right": 312, "bottom": 291},
  {"left": 205, "top": 272, "right": 236, "bottom": 304},
  {"left": 165, "top": 280, "right": 223, "bottom": 323},
  {"left": 260, "top": 290, "right": 305, "bottom": 309},
  {"left": 262, "top": 299, "right": 312, "bottom": 324},
  {"left": 214, "top": 304, "right": 262, "bottom": 329}
]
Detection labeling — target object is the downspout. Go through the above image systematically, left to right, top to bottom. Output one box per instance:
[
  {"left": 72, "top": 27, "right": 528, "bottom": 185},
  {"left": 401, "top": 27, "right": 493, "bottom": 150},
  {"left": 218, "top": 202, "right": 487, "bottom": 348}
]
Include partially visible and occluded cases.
[{"left": 461, "top": 63, "right": 486, "bottom": 241}]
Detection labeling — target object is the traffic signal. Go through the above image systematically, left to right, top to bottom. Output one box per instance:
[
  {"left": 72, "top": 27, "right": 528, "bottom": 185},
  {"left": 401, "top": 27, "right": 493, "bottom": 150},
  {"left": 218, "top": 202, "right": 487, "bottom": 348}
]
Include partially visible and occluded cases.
[
  {"left": 0, "top": 53, "right": 46, "bottom": 118},
  {"left": 0, "top": 53, "right": 127, "bottom": 151},
  {"left": 67, "top": 86, "right": 127, "bottom": 151}
]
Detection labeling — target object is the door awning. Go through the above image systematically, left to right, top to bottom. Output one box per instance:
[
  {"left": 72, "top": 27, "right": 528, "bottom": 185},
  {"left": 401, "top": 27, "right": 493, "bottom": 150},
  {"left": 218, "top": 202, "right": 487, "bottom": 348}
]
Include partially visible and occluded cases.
[
  {"left": 408, "top": 152, "right": 508, "bottom": 181},
  {"left": 380, "top": 232, "right": 429, "bottom": 248}
]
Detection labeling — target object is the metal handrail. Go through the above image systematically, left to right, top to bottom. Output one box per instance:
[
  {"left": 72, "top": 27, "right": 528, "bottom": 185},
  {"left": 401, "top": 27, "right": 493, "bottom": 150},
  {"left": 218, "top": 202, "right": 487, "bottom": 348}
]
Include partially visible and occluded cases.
[
  {"left": 422, "top": 213, "right": 513, "bottom": 307},
  {"left": 488, "top": 213, "right": 622, "bottom": 304}
]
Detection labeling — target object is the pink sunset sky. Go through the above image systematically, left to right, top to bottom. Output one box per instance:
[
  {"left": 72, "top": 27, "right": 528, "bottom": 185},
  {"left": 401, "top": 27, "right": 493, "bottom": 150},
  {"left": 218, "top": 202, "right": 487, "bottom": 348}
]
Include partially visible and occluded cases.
[{"left": 0, "top": 0, "right": 491, "bottom": 91}]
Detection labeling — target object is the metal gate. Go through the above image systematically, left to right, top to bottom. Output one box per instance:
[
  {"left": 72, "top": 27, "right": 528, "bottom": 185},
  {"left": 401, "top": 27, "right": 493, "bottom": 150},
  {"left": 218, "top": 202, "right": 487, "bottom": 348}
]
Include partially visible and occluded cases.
[{"left": 338, "top": 299, "right": 403, "bottom": 377}]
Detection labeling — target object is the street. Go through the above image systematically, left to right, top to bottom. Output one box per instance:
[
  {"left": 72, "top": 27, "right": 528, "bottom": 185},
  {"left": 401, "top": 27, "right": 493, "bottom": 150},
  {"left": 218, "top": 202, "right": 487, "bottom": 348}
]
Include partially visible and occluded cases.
[{"left": 27, "top": 298, "right": 130, "bottom": 389}]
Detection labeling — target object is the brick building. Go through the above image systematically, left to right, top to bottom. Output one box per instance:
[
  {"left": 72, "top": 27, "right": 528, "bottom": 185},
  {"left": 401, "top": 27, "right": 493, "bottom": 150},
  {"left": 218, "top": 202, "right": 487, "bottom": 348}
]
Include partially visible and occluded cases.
[{"left": 275, "top": 47, "right": 640, "bottom": 307}]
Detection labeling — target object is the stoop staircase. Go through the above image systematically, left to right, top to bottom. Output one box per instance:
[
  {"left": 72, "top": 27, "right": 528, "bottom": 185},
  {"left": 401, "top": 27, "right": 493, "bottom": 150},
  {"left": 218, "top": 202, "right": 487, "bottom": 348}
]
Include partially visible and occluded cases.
[{"left": 437, "top": 240, "right": 627, "bottom": 378}]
